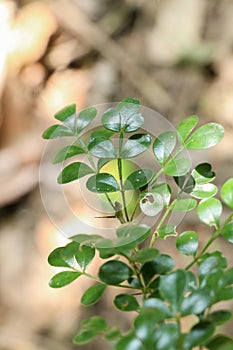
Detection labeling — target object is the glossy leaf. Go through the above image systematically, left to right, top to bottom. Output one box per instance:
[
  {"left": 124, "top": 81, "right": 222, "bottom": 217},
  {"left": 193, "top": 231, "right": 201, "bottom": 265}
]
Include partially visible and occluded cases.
[
  {"left": 118, "top": 100, "right": 143, "bottom": 133},
  {"left": 54, "top": 103, "right": 76, "bottom": 122},
  {"left": 77, "top": 107, "right": 97, "bottom": 133},
  {"left": 102, "top": 108, "right": 121, "bottom": 132},
  {"left": 177, "top": 115, "right": 199, "bottom": 143},
  {"left": 185, "top": 122, "right": 224, "bottom": 149},
  {"left": 42, "top": 125, "right": 73, "bottom": 139},
  {"left": 88, "top": 128, "right": 114, "bottom": 144},
  {"left": 153, "top": 131, "right": 176, "bottom": 165},
  {"left": 120, "top": 134, "right": 152, "bottom": 158},
  {"left": 88, "top": 137, "right": 116, "bottom": 158},
  {"left": 53, "top": 145, "right": 85, "bottom": 164},
  {"left": 164, "top": 158, "right": 191, "bottom": 176},
  {"left": 57, "top": 162, "right": 94, "bottom": 184},
  {"left": 192, "top": 163, "right": 215, "bottom": 184},
  {"left": 124, "top": 169, "right": 154, "bottom": 190},
  {"left": 86, "top": 173, "right": 119, "bottom": 193},
  {"left": 174, "top": 175, "right": 195, "bottom": 194},
  {"left": 221, "top": 178, "right": 233, "bottom": 210},
  {"left": 151, "top": 182, "right": 171, "bottom": 207},
  {"left": 191, "top": 183, "right": 218, "bottom": 199},
  {"left": 140, "top": 192, "right": 164, "bottom": 216},
  {"left": 172, "top": 198, "right": 197, "bottom": 212},
  {"left": 197, "top": 198, "right": 222, "bottom": 227},
  {"left": 221, "top": 223, "right": 233, "bottom": 243},
  {"left": 157, "top": 224, "right": 177, "bottom": 239},
  {"left": 176, "top": 231, "right": 198, "bottom": 256},
  {"left": 48, "top": 242, "right": 80, "bottom": 268},
  {"left": 75, "top": 245, "right": 95, "bottom": 271},
  {"left": 48, "top": 247, "right": 71, "bottom": 268},
  {"left": 131, "top": 248, "right": 159, "bottom": 263},
  {"left": 141, "top": 254, "right": 175, "bottom": 285},
  {"left": 98, "top": 260, "right": 133, "bottom": 285},
  {"left": 159, "top": 270, "right": 187, "bottom": 313},
  {"left": 49, "top": 271, "right": 82, "bottom": 288},
  {"left": 81, "top": 284, "right": 106, "bottom": 306},
  {"left": 181, "top": 290, "right": 211, "bottom": 316},
  {"left": 114, "top": 294, "right": 140, "bottom": 311},
  {"left": 143, "top": 298, "right": 172, "bottom": 318},
  {"left": 134, "top": 308, "right": 166, "bottom": 341},
  {"left": 206, "top": 310, "right": 232, "bottom": 325},
  {"left": 184, "top": 321, "right": 215, "bottom": 348},
  {"left": 155, "top": 323, "right": 179, "bottom": 350},
  {"left": 73, "top": 329, "right": 96, "bottom": 345},
  {"left": 115, "top": 334, "right": 143, "bottom": 350},
  {"left": 207, "top": 335, "right": 233, "bottom": 350}
]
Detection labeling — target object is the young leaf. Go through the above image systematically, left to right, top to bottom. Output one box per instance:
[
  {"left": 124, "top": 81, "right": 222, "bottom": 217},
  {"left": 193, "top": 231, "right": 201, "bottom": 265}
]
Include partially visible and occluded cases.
[
  {"left": 54, "top": 103, "right": 76, "bottom": 122},
  {"left": 77, "top": 107, "right": 97, "bottom": 133},
  {"left": 177, "top": 115, "right": 199, "bottom": 143},
  {"left": 185, "top": 123, "right": 224, "bottom": 149},
  {"left": 42, "top": 125, "right": 73, "bottom": 139},
  {"left": 153, "top": 131, "right": 176, "bottom": 165},
  {"left": 120, "top": 134, "right": 152, "bottom": 158},
  {"left": 88, "top": 137, "right": 116, "bottom": 158},
  {"left": 53, "top": 145, "right": 85, "bottom": 164},
  {"left": 164, "top": 158, "right": 191, "bottom": 176},
  {"left": 57, "top": 162, "right": 94, "bottom": 184},
  {"left": 192, "top": 163, "right": 215, "bottom": 184},
  {"left": 123, "top": 169, "right": 154, "bottom": 190},
  {"left": 86, "top": 173, "right": 119, "bottom": 193},
  {"left": 221, "top": 178, "right": 233, "bottom": 210},
  {"left": 191, "top": 183, "right": 218, "bottom": 199},
  {"left": 140, "top": 192, "right": 164, "bottom": 216},
  {"left": 172, "top": 198, "right": 197, "bottom": 212},
  {"left": 197, "top": 198, "right": 222, "bottom": 227},
  {"left": 221, "top": 223, "right": 233, "bottom": 243},
  {"left": 157, "top": 224, "right": 177, "bottom": 239},
  {"left": 176, "top": 231, "right": 198, "bottom": 256},
  {"left": 75, "top": 245, "right": 95, "bottom": 271},
  {"left": 131, "top": 248, "right": 159, "bottom": 263},
  {"left": 98, "top": 260, "right": 133, "bottom": 285},
  {"left": 159, "top": 270, "right": 187, "bottom": 313},
  {"left": 49, "top": 271, "right": 82, "bottom": 288},
  {"left": 81, "top": 284, "right": 106, "bottom": 306},
  {"left": 181, "top": 290, "right": 211, "bottom": 316},
  {"left": 114, "top": 294, "right": 140, "bottom": 311},
  {"left": 184, "top": 321, "right": 215, "bottom": 348},
  {"left": 207, "top": 335, "right": 233, "bottom": 350}
]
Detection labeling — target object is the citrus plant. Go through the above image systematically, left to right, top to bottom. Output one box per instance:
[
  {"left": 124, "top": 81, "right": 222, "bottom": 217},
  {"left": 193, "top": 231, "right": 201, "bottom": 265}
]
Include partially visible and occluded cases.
[{"left": 42, "top": 98, "right": 233, "bottom": 350}]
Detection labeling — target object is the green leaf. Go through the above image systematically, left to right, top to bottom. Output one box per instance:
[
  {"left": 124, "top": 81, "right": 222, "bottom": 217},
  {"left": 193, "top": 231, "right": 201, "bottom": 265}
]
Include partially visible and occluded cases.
[
  {"left": 54, "top": 103, "right": 76, "bottom": 122},
  {"left": 77, "top": 107, "right": 97, "bottom": 133},
  {"left": 102, "top": 108, "right": 120, "bottom": 132},
  {"left": 177, "top": 115, "right": 199, "bottom": 143},
  {"left": 185, "top": 123, "right": 224, "bottom": 149},
  {"left": 42, "top": 125, "right": 73, "bottom": 139},
  {"left": 89, "top": 128, "right": 114, "bottom": 144},
  {"left": 153, "top": 131, "right": 176, "bottom": 165},
  {"left": 120, "top": 134, "right": 152, "bottom": 158},
  {"left": 88, "top": 137, "right": 116, "bottom": 158},
  {"left": 53, "top": 145, "right": 85, "bottom": 164},
  {"left": 97, "top": 158, "right": 112, "bottom": 171},
  {"left": 164, "top": 158, "right": 191, "bottom": 176},
  {"left": 57, "top": 162, "right": 94, "bottom": 184},
  {"left": 192, "top": 163, "right": 215, "bottom": 184},
  {"left": 124, "top": 169, "right": 154, "bottom": 190},
  {"left": 86, "top": 173, "right": 119, "bottom": 193},
  {"left": 174, "top": 175, "right": 195, "bottom": 194},
  {"left": 221, "top": 178, "right": 233, "bottom": 210},
  {"left": 151, "top": 182, "right": 171, "bottom": 207},
  {"left": 191, "top": 183, "right": 218, "bottom": 199},
  {"left": 140, "top": 192, "right": 164, "bottom": 216},
  {"left": 172, "top": 198, "right": 197, "bottom": 212},
  {"left": 197, "top": 198, "right": 222, "bottom": 227},
  {"left": 221, "top": 222, "right": 233, "bottom": 243},
  {"left": 157, "top": 224, "right": 177, "bottom": 239},
  {"left": 176, "top": 231, "right": 198, "bottom": 256},
  {"left": 48, "top": 242, "right": 80, "bottom": 268},
  {"left": 61, "top": 242, "right": 81, "bottom": 267},
  {"left": 75, "top": 245, "right": 95, "bottom": 271},
  {"left": 48, "top": 247, "right": 71, "bottom": 268},
  {"left": 131, "top": 248, "right": 159, "bottom": 263},
  {"left": 198, "top": 252, "right": 227, "bottom": 286},
  {"left": 141, "top": 255, "right": 175, "bottom": 285},
  {"left": 98, "top": 260, "right": 133, "bottom": 285},
  {"left": 159, "top": 270, "right": 187, "bottom": 313},
  {"left": 49, "top": 271, "right": 82, "bottom": 288},
  {"left": 81, "top": 284, "right": 106, "bottom": 306},
  {"left": 181, "top": 290, "right": 211, "bottom": 316},
  {"left": 114, "top": 294, "right": 140, "bottom": 311},
  {"left": 143, "top": 298, "right": 173, "bottom": 318},
  {"left": 134, "top": 309, "right": 165, "bottom": 340},
  {"left": 206, "top": 310, "right": 232, "bottom": 326},
  {"left": 81, "top": 316, "right": 108, "bottom": 331},
  {"left": 184, "top": 321, "right": 215, "bottom": 348},
  {"left": 154, "top": 323, "right": 179, "bottom": 350},
  {"left": 105, "top": 327, "right": 121, "bottom": 341},
  {"left": 73, "top": 329, "right": 96, "bottom": 345},
  {"left": 115, "top": 335, "right": 143, "bottom": 350},
  {"left": 207, "top": 335, "right": 233, "bottom": 350}
]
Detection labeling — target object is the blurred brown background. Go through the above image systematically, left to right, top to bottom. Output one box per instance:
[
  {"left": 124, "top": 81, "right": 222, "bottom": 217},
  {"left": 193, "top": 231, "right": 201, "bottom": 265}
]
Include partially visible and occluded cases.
[{"left": 0, "top": 0, "right": 233, "bottom": 349}]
